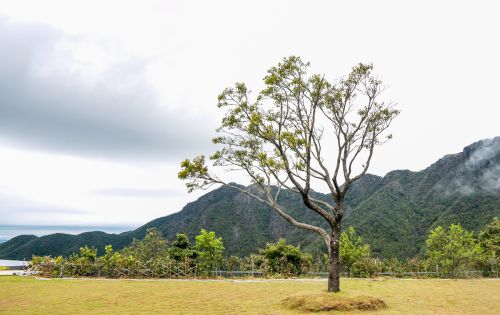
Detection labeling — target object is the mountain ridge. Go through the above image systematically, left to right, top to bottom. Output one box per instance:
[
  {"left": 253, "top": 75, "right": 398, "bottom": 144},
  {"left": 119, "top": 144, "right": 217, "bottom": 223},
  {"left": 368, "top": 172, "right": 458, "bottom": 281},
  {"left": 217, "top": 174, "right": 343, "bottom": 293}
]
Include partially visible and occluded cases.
[{"left": 1, "top": 137, "right": 499, "bottom": 260}]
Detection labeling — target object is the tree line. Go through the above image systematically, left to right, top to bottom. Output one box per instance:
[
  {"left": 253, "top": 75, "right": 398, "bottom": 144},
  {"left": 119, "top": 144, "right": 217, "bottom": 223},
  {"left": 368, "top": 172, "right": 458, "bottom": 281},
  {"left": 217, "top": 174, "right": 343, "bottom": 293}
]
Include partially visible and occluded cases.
[
  {"left": 30, "top": 217, "right": 498, "bottom": 278},
  {"left": 334, "top": 217, "right": 498, "bottom": 278}
]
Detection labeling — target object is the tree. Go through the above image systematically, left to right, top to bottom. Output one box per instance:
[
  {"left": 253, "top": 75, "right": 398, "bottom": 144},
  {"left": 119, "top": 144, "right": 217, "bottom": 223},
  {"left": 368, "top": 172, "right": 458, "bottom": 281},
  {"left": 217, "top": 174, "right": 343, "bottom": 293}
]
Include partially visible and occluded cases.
[
  {"left": 179, "top": 56, "right": 399, "bottom": 291},
  {"left": 478, "top": 217, "right": 499, "bottom": 275},
  {"left": 478, "top": 217, "right": 500, "bottom": 257},
  {"left": 425, "top": 224, "right": 483, "bottom": 277},
  {"left": 339, "top": 227, "right": 370, "bottom": 277},
  {"left": 123, "top": 228, "right": 169, "bottom": 275},
  {"left": 195, "top": 229, "right": 224, "bottom": 275},
  {"left": 169, "top": 233, "right": 197, "bottom": 262}
]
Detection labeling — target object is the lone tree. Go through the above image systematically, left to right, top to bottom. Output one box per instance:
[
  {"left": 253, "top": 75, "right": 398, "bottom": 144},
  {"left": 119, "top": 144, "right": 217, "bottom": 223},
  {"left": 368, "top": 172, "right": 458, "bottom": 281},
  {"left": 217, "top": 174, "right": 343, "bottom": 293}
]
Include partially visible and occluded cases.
[{"left": 179, "top": 56, "right": 399, "bottom": 291}]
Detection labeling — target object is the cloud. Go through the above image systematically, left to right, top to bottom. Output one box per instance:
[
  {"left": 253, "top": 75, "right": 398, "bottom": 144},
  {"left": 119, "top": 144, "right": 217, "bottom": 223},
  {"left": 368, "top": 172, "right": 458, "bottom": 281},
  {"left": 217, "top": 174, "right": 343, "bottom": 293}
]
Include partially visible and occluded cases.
[
  {"left": 0, "top": 17, "right": 215, "bottom": 162},
  {"left": 444, "top": 137, "right": 500, "bottom": 195},
  {"left": 464, "top": 137, "right": 500, "bottom": 169},
  {"left": 472, "top": 138, "right": 500, "bottom": 194},
  {"left": 481, "top": 165, "right": 500, "bottom": 193},
  {"left": 93, "top": 187, "right": 182, "bottom": 198},
  {"left": 0, "top": 192, "right": 89, "bottom": 225}
]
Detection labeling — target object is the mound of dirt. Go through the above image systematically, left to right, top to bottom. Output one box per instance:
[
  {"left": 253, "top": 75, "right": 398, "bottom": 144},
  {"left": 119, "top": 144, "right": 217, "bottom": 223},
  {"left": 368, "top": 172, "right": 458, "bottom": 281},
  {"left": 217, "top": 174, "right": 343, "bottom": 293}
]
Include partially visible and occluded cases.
[{"left": 282, "top": 292, "right": 386, "bottom": 312}]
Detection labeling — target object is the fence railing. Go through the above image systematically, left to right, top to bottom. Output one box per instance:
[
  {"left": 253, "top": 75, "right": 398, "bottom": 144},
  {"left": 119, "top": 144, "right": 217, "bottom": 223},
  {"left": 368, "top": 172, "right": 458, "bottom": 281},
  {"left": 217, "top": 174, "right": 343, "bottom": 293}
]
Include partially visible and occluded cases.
[
  {"left": 30, "top": 261, "right": 497, "bottom": 279},
  {"left": 216, "top": 271, "right": 489, "bottom": 278}
]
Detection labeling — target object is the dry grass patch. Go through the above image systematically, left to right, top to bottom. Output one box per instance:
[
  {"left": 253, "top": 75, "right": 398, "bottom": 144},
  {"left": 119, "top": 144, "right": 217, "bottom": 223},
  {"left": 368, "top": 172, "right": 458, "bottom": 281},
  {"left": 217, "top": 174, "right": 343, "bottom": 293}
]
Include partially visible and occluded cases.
[
  {"left": 1, "top": 277, "right": 499, "bottom": 314},
  {"left": 282, "top": 292, "right": 386, "bottom": 312}
]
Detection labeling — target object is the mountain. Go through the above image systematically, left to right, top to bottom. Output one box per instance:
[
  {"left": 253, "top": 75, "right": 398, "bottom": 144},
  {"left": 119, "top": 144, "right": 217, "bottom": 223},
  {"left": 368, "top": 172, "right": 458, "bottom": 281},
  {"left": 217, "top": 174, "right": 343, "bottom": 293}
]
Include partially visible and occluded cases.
[
  {"left": 1, "top": 137, "right": 499, "bottom": 260},
  {"left": 346, "top": 137, "right": 500, "bottom": 257},
  {"left": 0, "top": 233, "right": 133, "bottom": 260},
  {"left": 0, "top": 235, "right": 38, "bottom": 258}
]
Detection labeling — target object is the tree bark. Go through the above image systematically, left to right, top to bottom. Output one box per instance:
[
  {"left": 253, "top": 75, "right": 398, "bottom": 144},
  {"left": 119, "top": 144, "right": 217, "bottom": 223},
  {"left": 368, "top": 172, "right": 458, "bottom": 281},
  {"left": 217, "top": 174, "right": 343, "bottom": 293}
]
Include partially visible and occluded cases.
[{"left": 327, "top": 221, "right": 341, "bottom": 292}]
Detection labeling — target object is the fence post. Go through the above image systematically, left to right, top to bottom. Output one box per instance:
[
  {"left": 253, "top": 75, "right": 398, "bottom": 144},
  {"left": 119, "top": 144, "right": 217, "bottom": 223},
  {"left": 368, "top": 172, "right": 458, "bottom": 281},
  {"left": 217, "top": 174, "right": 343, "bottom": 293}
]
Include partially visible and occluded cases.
[{"left": 251, "top": 256, "right": 254, "bottom": 277}]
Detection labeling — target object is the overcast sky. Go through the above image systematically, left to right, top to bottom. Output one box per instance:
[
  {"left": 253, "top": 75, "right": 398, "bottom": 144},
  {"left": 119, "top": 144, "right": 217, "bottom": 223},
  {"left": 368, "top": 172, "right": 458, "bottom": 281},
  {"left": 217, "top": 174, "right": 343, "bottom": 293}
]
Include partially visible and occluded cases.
[{"left": 0, "top": 0, "right": 499, "bottom": 232}]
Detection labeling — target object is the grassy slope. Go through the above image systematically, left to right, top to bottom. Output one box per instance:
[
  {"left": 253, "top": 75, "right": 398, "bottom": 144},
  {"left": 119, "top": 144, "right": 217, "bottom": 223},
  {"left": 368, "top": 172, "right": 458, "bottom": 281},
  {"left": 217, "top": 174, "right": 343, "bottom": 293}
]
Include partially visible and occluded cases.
[{"left": 0, "top": 276, "right": 499, "bottom": 314}]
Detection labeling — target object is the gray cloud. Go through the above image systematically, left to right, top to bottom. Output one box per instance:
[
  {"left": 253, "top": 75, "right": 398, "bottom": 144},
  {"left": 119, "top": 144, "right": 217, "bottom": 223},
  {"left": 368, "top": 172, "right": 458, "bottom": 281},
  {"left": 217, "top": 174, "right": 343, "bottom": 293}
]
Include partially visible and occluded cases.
[
  {"left": 0, "top": 17, "right": 214, "bottom": 162},
  {"left": 446, "top": 137, "right": 500, "bottom": 195},
  {"left": 464, "top": 137, "right": 500, "bottom": 170},
  {"left": 472, "top": 138, "right": 500, "bottom": 194},
  {"left": 481, "top": 165, "right": 500, "bottom": 193}
]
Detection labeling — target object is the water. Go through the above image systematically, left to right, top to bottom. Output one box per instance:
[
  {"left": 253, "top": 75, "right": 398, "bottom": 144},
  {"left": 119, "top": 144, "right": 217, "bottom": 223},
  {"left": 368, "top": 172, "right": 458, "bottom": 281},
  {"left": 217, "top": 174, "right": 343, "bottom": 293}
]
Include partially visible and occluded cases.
[
  {"left": 0, "top": 225, "right": 136, "bottom": 242},
  {"left": 0, "top": 259, "right": 28, "bottom": 267}
]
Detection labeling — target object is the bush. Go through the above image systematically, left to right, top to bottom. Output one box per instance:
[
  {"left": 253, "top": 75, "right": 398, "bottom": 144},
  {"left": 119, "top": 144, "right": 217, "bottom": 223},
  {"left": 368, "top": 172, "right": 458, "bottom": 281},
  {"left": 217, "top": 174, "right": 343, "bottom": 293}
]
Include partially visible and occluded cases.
[
  {"left": 340, "top": 227, "right": 371, "bottom": 277},
  {"left": 259, "top": 239, "right": 312, "bottom": 277},
  {"left": 66, "top": 246, "right": 98, "bottom": 277},
  {"left": 30, "top": 255, "right": 64, "bottom": 277},
  {"left": 351, "top": 257, "right": 382, "bottom": 278},
  {"left": 382, "top": 257, "right": 405, "bottom": 277}
]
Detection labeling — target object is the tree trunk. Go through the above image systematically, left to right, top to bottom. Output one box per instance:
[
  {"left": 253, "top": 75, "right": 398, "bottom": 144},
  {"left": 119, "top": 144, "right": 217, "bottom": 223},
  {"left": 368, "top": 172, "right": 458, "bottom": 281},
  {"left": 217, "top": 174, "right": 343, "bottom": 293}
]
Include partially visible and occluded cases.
[{"left": 327, "top": 221, "right": 341, "bottom": 292}]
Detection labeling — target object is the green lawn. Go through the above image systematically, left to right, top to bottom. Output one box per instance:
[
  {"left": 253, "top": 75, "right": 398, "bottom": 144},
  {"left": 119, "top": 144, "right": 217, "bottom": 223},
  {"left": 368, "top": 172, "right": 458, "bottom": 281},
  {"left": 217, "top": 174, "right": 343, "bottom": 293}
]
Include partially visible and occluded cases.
[{"left": 0, "top": 276, "right": 499, "bottom": 314}]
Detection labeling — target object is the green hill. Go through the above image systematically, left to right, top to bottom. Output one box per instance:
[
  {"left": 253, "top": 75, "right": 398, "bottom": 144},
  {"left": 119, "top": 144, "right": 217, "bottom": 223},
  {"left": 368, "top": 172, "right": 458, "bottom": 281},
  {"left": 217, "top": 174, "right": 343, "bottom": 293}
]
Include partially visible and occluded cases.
[
  {"left": 1, "top": 137, "right": 499, "bottom": 260},
  {"left": 0, "top": 232, "right": 133, "bottom": 260}
]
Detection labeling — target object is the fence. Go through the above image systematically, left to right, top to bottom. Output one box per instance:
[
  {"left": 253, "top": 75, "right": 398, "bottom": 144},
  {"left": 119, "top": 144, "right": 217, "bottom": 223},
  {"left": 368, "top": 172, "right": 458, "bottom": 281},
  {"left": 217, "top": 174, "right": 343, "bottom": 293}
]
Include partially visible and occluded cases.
[
  {"left": 31, "top": 260, "right": 495, "bottom": 279},
  {"left": 32, "top": 260, "right": 202, "bottom": 279},
  {"left": 216, "top": 271, "right": 487, "bottom": 278}
]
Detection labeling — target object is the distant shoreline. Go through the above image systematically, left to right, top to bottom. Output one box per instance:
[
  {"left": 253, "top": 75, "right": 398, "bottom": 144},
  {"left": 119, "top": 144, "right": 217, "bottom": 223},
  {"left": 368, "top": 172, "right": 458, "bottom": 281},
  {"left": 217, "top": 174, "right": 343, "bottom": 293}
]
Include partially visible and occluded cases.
[
  {"left": 0, "top": 225, "right": 136, "bottom": 241},
  {"left": 0, "top": 259, "right": 29, "bottom": 266}
]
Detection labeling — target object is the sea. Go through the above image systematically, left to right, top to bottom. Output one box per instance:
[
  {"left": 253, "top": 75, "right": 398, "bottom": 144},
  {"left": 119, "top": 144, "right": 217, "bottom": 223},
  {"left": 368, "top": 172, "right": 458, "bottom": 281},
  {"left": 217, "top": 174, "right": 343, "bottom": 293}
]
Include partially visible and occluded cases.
[
  {"left": 0, "top": 225, "right": 136, "bottom": 243},
  {"left": 0, "top": 259, "right": 29, "bottom": 267}
]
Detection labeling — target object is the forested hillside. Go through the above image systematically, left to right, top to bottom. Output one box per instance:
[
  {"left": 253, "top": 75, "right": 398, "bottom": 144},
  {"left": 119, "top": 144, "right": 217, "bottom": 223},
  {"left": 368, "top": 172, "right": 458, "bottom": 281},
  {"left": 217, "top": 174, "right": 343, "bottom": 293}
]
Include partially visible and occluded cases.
[{"left": 1, "top": 137, "right": 499, "bottom": 260}]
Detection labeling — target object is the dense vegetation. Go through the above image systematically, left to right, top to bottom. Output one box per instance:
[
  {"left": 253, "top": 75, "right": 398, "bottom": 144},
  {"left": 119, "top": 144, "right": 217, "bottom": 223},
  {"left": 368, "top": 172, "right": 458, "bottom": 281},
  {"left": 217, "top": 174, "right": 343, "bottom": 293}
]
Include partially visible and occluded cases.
[
  {"left": 2, "top": 137, "right": 499, "bottom": 261},
  {"left": 30, "top": 218, "right": 498, "bottom": 278},
  {"left": 31, "top": 229, "right": 222, "bottom": 278},
  {"left": 0, "top": 232, "right": 132, "bottom": 260}
]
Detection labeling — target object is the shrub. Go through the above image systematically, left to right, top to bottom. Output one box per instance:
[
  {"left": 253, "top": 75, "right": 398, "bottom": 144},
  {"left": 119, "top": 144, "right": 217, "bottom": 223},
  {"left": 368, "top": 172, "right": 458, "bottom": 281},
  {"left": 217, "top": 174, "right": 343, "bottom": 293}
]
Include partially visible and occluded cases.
[
  {"left": 339, "top": 227, "right": 371, "bottom": 277},
  {"left": 260, "top": 239, "right": 312, "bottom": 277},
  {"left": 30, "top": 255, "right": 64, "bottom": 277},
  {"left": 351, "top": 257, "right": 382, "bottom": 278}
]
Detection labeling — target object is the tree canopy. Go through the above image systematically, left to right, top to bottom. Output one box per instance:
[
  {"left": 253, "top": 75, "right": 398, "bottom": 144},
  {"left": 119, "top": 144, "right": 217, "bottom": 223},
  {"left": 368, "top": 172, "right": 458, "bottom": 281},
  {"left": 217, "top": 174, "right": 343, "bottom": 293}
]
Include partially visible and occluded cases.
[
  {"left": 179, "top": 56, "right": 399, "bottom": 291},
  {"left": 425, "top": 224, "right": 483, "bottom": 276},
  {"left": 339, "top": 227, "right": 371, "bottom": 276},
  {"left": 195, "top": 229, "right": 225, "bottom": 274}
]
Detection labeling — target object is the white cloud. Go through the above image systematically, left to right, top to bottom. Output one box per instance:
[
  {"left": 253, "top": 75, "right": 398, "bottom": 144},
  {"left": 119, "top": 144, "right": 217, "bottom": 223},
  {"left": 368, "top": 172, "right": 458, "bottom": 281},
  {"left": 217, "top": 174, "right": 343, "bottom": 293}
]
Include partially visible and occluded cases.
[
  {"left": 0, "top": 0, "right": 498, "bottom": 228},
  {"left": 0, "top": 146, "right": 207, "bottom": 226}
]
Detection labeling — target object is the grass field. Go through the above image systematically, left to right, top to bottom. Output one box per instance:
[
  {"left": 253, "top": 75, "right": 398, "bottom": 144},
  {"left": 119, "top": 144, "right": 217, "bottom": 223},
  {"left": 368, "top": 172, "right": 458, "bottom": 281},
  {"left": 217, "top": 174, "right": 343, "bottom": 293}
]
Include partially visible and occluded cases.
[{"left": 0, "top": 276, "right": 499, "bottom": 314}]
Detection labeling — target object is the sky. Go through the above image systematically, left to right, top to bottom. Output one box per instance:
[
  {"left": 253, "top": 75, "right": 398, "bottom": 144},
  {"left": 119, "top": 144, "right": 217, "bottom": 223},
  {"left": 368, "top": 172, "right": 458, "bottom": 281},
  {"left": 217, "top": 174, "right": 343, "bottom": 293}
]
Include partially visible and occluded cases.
[{"left": 0, "top": 0, "right": 499, "bottom": 233}]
